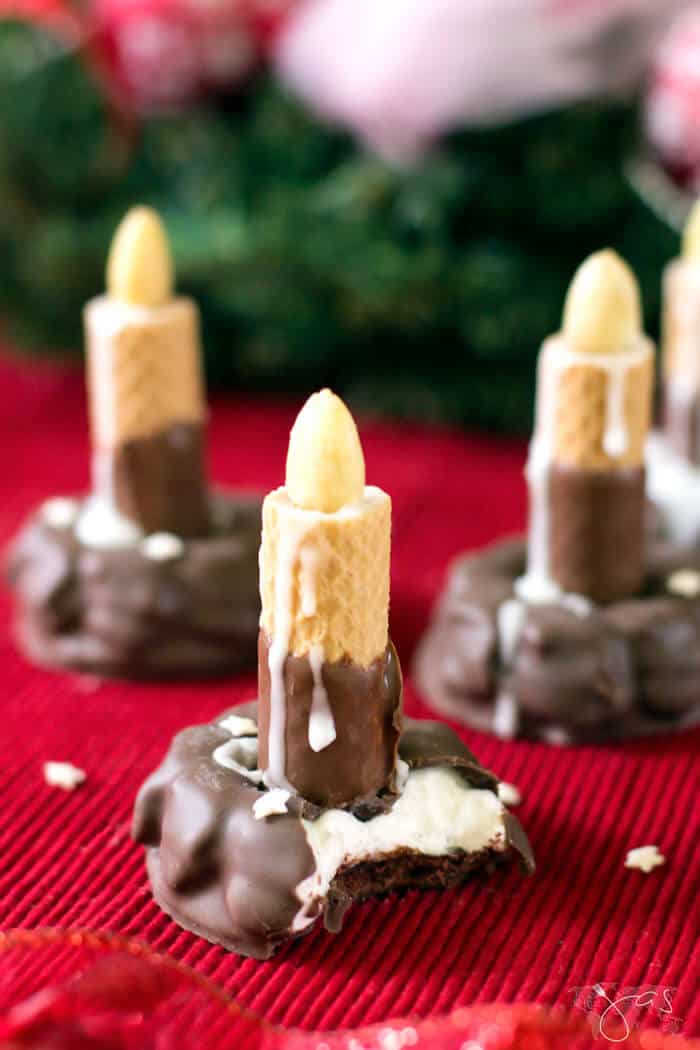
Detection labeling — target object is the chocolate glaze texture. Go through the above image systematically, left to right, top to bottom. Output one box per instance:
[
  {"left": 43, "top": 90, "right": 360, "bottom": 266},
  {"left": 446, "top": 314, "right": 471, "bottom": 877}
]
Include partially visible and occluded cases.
[
  {"left": 108, "top": 421, "right": 210, "bottom": 537},
  {"left": 547, "top": 464, "right": 645, "bottom": 603},
  {"left": 6, "top": 492, "right": 261, "bottom": 678},
  {"left": 413, "top": 536, "right": 700, "bottom": 742},
  {"left": 258, "top": 632, "right": 402, "bottom": 807},
  {"left": 132, "top": 702, "right": 533, "bottom": 959}
]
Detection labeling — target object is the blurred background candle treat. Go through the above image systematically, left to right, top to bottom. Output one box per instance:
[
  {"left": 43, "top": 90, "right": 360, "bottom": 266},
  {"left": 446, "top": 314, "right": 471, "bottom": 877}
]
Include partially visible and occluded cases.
[{"left": 2, "top": 0, "right": 700, "bottom": 431}]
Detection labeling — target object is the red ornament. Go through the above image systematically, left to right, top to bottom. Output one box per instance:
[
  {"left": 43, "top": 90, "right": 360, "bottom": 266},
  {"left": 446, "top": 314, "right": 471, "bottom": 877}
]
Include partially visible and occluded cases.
[
  {"left": 88, "top": 0, "right": 296, "bottom": 113},
  {"left": 92, "top": 0, "right": 206, "bottom": 111},
  {"left": 646, "top": 9, "right": 700, "bottom": 189}
]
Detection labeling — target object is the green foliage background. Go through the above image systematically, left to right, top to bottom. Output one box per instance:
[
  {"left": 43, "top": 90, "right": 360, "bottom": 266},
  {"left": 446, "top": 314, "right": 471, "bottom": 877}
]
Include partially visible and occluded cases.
[{"left": 0, "top": 19, "right": 677, "bottom": 432}]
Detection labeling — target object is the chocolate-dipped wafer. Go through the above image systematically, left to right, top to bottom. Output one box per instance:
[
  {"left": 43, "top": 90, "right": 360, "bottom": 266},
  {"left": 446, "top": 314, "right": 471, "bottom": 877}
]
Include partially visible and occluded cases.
[
  {"left": 80, "top": 207, "right": 209, "bottom": 544},
  {"left": 521, "top": 250, "right": 654, "bottom": 604},
  {"left": 258, "top": 390, "right": 399, "bottom": 807}
]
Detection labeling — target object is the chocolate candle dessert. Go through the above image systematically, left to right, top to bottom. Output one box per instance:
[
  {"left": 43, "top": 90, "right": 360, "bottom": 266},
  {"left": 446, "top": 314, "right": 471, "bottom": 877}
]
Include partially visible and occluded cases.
[
  {"left": 648, "top": 200, "right": 700, "bottom": 546},
  {"left": 83, "top": 206, "right": 210, "bottom": 540},
  {"left": 7, "top": 207, "right": 261, "bottom": 678},
  {"left": 522, "top": 249, "right": 653, "bottom": 605},
  {"left": 415, "top": 250, "right": 700, "bottom": 742},
  {"left": 133, "top": 390, "right": 533, "bottom": 958}
]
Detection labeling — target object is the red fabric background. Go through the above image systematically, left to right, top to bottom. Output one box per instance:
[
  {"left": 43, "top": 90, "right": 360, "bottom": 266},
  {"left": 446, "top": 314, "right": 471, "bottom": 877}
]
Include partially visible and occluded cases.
[{"left": 0, "top": 355, "right": 697, "bottom": 1036}]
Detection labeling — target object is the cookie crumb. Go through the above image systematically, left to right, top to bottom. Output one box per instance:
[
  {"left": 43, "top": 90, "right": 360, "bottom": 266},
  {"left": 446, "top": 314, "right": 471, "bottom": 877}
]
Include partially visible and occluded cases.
[
  {"left": 43, "top": 761, "right": 86, "bottom": 791},
  {"left": 498, "top": 781, "right": 522, "bottom": 807},
  {"left": 625, "top": 845, "right": 665, "bottom": 873}
]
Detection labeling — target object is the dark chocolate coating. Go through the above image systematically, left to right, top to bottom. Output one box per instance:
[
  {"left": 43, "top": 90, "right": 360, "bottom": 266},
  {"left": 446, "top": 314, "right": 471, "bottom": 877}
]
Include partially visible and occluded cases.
[
  {"left": 663, "top": 384, "right": 700, "bottom": 466},
  {"left": 109, "top": 421, "right": 210, "bottom": 538},
  {"left": 547, "top": 464, "right": 645, "bottom": 603},
  {"left": 6, "top": 492, "right": 261, "bottom": 679},
  {"left": 413, "top": 537, "right": 700, "bottom": 742},
  {"left": 258, "top": 633, "right": 402, "bottom": 807},
  {"left": 132, "top": 702, "right": 534, "bottom": 960}
]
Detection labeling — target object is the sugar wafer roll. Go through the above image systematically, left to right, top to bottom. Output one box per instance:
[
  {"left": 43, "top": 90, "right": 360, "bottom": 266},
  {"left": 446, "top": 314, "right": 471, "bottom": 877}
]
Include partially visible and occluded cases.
[
  {"left": 661, "top": 200, "right": 700, "bottom": 464},
  {"left": 81, "top": 207, "right": 209, "bottom": 543},
  {"left": 521, "top": 250, "right": 654, "bottom": 604},
  {"left": 257, "top": 389, "right": 401, "bottom": 807}
]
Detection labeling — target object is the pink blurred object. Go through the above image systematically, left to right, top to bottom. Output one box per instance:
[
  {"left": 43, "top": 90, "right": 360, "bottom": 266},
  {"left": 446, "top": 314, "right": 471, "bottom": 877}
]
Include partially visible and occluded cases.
[
  {"left": 276, "top": 0, "right": 696, "bottom": 161},
  {"left": 646, "top": 8, "right": 700, "bottom": 189}
]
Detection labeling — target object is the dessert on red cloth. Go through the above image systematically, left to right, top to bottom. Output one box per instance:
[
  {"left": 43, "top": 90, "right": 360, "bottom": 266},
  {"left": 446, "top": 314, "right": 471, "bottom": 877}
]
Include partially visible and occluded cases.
[
  {"left": 6, "top": 207, "right": 260, "bottom": 679},
  {"left": 415, "top": 250, "right": 700, "bottom": 742},
  {"left": 0, "top": 357, "right": 697, "bottom": 1034},
  {"left": 132, "top": 390, "right": 533, "bottom": 958}
]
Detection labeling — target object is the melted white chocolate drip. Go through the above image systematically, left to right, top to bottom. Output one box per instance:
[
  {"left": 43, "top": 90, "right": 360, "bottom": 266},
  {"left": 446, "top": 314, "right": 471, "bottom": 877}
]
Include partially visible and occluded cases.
[
  {"left": 265, "top": 517, "right": 312, "bottom": 791},
  {"left": 298, "top": 543, "right": 320, "bottom": 617},
  {"left": 308, "top": 643, "right": 337, "bottom": 753}
]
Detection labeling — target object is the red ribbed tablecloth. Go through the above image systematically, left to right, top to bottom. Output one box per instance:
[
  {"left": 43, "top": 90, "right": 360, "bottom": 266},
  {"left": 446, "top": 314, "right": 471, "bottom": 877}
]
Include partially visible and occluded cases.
[{"left": 0, "top": 354, "right": 697, "bottom": 1037}]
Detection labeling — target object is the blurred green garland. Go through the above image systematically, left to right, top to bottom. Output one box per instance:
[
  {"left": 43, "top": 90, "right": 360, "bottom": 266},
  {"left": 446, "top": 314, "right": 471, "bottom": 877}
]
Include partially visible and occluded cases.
[{"left": 0, "top": 19, "right": 677, "bottom": 432}]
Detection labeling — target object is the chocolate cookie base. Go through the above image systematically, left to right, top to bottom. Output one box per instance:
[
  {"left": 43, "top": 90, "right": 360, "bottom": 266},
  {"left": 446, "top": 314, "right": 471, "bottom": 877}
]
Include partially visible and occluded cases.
[
  {"left": 6, "top": 491, "right": 261, "bottom": 679},
  {"left": 413, "top": 537, "right": 700, "bottom": 743},
  {"left": 132, "top": 703, "right": 533, "bottom": 960}
]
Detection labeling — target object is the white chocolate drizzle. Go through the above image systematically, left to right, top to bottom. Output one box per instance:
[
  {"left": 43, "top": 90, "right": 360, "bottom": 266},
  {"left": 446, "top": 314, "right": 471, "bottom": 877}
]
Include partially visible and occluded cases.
[
  {"left": 602, "top": 360, "right": 628, "bottom": 458},
  {"left": 75, "top": 448, "right": 143, "bottom": 549},
  {"left": 265, "top": 517, "right": 314, "bottom": 791},
  {"left": 298, "top": 543, "right": 320, "bottom": 617},
  {"left": 496, "top": 598, "right": 526, "bottom": 665},
  {"left": 308, "top": 643, "right": 337, "bottom": 753},
  {"left": 492, "top": 692, "right": 518, "bottom": 740},
  {"left": 213, "top": 738, "right": 263, "bottom": 783}
]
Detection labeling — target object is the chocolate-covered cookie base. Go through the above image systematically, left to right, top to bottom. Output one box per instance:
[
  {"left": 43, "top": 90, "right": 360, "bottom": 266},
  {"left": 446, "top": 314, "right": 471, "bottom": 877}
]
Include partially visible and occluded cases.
[
  {"left": 6, "top": 492, "right": 261, "bottom": 679},
  {"left": 413, "top": 537, "right": 700, "bottom": 743},
  {"left": 132, "top": 702, "right": 533, "bottom": 959}
]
